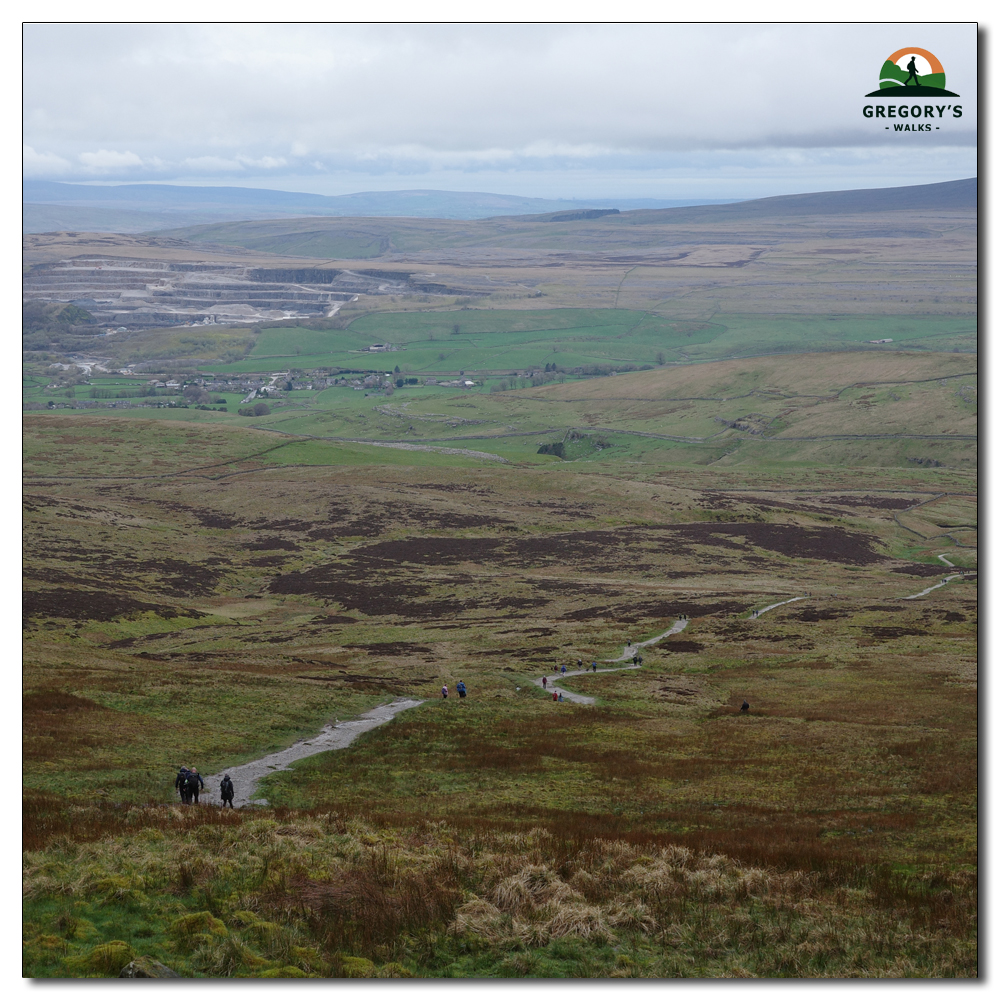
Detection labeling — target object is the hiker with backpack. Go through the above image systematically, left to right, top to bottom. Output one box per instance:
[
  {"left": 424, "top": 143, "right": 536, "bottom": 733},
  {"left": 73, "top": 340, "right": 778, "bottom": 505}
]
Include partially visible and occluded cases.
[
  {"left": 175, "top": 766, "right": 191, "bottom": 804},
  {"left": 185, "top": 768, "right": 205, "bottom": 804},
  {"left": 220, "top": 774, "right": 235, "bottom": 808}
]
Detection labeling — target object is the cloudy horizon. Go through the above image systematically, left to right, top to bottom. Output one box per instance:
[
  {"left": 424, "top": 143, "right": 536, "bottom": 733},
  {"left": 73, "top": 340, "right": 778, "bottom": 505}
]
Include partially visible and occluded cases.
[{"left": 23, "top": 23, "right": 977, "bottom": 201}]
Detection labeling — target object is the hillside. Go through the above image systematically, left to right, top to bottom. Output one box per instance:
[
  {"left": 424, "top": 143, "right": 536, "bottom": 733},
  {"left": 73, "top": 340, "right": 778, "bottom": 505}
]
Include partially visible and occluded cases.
[
  {"left": 155, "top": 178, "right": 977, "bottom": 260},
  {"left": 23, "top": 180, "right": 741, "bottom": 232}
]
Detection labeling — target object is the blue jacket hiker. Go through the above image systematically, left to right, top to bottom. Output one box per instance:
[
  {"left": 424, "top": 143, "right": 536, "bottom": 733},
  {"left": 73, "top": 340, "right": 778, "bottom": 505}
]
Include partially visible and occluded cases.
[{"left": 457, "top": 680, "right": 467, "bottom": 699}]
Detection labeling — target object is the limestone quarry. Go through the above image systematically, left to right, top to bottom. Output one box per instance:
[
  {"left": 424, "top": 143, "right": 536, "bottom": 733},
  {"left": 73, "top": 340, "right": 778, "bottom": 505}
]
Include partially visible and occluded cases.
[{"left": 21, "top": 258, "right": 472, "bottom": 328}]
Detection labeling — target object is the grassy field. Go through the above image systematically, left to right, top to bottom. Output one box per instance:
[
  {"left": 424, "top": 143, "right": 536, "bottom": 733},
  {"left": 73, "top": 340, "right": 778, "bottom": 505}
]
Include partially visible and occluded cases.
[
  {"left": 198, "top": 311, "right": 976, "bottom": 375},
  {"left": 22, "top": 331, "right": 977, "bottom": 978},
  {"left": 90, "top": 349, "right": 973, "bottom": 477}
]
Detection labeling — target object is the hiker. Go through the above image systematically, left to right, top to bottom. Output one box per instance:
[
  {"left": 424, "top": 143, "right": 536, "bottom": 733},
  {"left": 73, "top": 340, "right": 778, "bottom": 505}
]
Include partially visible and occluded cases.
[
  {"left": 904, "top": 54, "right": 920, "bottom": 86},
  {"left": 632, "top": 655, "right": 638, "bottom": 666},
  {"left": 637, "top": 655, "right": 643, "bottom": 666},
  {"left": 577, "top": 659, "right": 582, "bottom": 668},
  {"left": 592, "top": 662, "right": 598, "bottom": 673},
  {"left": 560, "top": 664, "right": 567, "bottom": 675},
  {"left": 542, "top": 676, "right": 548, "bottom": 689},
  {"left": 457, "top": 680, "right": 467, "bottom": 699},
  {"left": 442, "top": 685, "right": 449, "bottom": 699},
  {"left": 552, "top": 690, "right": 558, "bottom": 702},
  {"left": 558, "top": 692, "right": 564, "bottom": 702},
  {"left": 740, "top": 700, "right": 750, "bottom": 713},
  {"left": 175, "top": 766, "right": 191, "bottom": 804},
  {"left": 186, "top": 768, "right": 205, "bottom": 804},
  {"left": 220, "top": 774, "right": 235, "bottom": 808}
]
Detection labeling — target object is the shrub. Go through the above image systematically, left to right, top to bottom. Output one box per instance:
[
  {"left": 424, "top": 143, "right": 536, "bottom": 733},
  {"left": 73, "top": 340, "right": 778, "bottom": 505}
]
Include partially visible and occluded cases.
[
  {"left": 66, "top": 940, "right": 135, "bottom": 976},
  {"left": 340, "top": 956, "right": 377, "bottom": 978}
]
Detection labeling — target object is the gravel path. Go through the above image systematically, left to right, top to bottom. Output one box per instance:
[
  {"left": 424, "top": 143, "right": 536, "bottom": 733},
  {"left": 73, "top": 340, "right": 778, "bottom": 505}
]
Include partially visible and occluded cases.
[
  {"left": 901, "top": 574, "right": 966, "bottom": 600},
  {"left": 750, "top": 596, "right": 807, "bottom": 618},
  {"left": 607, "top": 619, "right": 689, "bottom": 662},
  {"left": 531, "top": 620, "right": 689, "bottom": 704},
  {"left": 199, "top": 698, "right": 422, "bottom": 807}
]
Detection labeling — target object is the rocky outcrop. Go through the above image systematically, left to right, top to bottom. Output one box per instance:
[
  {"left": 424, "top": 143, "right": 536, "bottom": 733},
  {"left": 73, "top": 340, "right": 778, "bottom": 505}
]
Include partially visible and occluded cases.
[{"left": 119, "top": 956, "right": 182, "bottom": 978}]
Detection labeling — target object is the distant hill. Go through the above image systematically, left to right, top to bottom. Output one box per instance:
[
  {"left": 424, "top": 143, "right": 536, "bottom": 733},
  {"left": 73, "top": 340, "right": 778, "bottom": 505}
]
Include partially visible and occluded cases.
[
  {"left": 149, "top": 177, "right": 977, "bottom": 260},
  {"left": 618, "top": 177, "right": 976, "bottom": 225},
  {"left": 21, "top": 180, "right": 740, "bottom": 232}
]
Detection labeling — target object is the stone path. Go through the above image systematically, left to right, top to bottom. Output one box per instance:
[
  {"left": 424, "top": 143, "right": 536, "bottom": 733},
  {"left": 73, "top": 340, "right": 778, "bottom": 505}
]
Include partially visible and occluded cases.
[
  {"left": 901, "top": 574, "right": 966, "bottom": 600},
  {"left": 750, "top": 596, "right": 807, "bottom": 618},
  {"left": 608, "top": 618, "right": 690, "bottom": 661},
  {"left": 531, "top": 620, "right": 689, "bottom": 704},
  {"left": 200, "top": 698, "right": 422, "bottom": 807}
]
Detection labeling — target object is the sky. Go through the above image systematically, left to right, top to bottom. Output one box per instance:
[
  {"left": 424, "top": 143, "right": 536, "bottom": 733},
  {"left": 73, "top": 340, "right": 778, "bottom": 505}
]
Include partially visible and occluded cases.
[{"left": 23, "top": 22, "right": 978, "bottom": 201}]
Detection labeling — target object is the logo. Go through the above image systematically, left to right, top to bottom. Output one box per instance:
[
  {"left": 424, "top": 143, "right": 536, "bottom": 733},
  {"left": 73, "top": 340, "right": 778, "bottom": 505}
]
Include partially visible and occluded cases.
[{"left": 865, "top": 47, "right": 959, "bottom": 97}]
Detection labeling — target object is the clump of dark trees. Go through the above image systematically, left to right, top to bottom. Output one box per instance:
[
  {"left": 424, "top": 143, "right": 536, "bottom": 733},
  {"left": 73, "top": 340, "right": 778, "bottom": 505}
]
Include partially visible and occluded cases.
[{"left": 23, "top": 303, "right": 100, "bottom": 354}]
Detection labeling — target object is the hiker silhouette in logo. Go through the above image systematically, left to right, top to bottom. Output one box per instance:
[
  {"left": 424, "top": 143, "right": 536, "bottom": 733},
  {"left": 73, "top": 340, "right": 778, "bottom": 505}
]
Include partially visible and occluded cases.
[{"left": 904, "top": 55, "right": 920, "bottom": 86}]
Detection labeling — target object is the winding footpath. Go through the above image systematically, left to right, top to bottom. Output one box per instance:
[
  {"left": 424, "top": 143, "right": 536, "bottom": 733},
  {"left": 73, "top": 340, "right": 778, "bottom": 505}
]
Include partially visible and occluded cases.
[
  {"left": 900, "top": 553, "right": 975, "bottom": 600},
  {"left": 193, "top": 557, "right": 974, "bottom": 807},
  {"left": 901, "top": 574, "right": 967, "bottom": 600},
  {"left": 751, "top": 596, "right": 807, "bottom": 618},
  {"left": 531, "top": 619, "right": 690, "bottom": 704},
  {"left": 201, "top": 698, "right": 422, "bottom": 807}
]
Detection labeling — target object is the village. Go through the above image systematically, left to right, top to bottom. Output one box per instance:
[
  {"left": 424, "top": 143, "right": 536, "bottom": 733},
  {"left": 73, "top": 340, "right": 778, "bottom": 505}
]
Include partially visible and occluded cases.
[{"left": 22, "top": 364, "right": 488, "bottom": 412}]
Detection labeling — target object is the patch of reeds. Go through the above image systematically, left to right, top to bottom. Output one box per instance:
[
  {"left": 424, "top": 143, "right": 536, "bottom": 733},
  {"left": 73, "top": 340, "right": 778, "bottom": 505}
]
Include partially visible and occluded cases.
[{"left": 23, "top": 802, "right": 977, "bottom": 978}]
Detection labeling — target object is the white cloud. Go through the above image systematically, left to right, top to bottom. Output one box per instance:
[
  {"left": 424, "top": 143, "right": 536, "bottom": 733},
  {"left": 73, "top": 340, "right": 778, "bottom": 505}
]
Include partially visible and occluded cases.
[
  {"left": 22, "top": 23, "right": 978, "bottom": 195},
  {"left": 22, "top": 145, "right": 72, "bottom": 176},
  {"left": 77, "top": 149, "right": 145, "bottom": 171},
  {"left": 236, "top": 155, "right": 287, "bottom": 169},
  {"left": 181, "top": 156, "right": 243, "bottom": 172}
]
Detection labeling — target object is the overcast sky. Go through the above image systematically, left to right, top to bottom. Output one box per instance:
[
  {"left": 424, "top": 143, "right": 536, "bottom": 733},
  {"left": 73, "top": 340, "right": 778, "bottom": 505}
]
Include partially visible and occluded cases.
[{"left": 23, "top": 22, "right": 977, "bottom": 200}]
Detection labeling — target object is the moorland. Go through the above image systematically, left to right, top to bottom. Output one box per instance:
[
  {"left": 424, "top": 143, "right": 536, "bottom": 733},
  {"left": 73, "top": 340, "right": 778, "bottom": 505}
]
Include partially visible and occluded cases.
[{"left": 23, "top": 179, "right": 977, "bottom": 978}]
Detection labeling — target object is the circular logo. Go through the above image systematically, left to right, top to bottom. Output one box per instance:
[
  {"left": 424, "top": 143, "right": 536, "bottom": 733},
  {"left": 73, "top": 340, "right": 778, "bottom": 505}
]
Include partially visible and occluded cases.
[{"left": 866, "top": 47, "right": 959, "bottom": 97}]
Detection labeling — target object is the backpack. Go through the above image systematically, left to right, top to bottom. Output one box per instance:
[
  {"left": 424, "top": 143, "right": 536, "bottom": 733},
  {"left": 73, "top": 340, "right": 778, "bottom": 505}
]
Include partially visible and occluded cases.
[{"left": 221, "top": 777, "right": 234, "bottom": 797}]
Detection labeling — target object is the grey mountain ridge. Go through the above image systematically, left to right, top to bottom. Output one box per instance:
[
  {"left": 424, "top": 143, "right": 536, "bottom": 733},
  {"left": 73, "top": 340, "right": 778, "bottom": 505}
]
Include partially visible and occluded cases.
[{"left": 22, "top": 181, "right": 741, "bottom": 233}]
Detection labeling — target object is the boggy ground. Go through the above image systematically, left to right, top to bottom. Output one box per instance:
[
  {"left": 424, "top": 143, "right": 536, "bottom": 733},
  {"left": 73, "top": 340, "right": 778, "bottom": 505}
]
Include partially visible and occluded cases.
[{"left": 22, "top": 406, "right": 977, "bottom": 977}]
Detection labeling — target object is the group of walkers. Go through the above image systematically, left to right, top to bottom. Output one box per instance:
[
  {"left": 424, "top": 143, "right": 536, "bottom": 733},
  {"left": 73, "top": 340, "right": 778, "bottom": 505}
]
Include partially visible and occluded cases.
[
  {"left": 441, "top": 679, "right": 468, "bottom": 700},
  {"left": 175, "top": 765, "right": 235, "bottom": 807},
  {"left": 174, "top": 766, "right": 204, "bottom": 803}
]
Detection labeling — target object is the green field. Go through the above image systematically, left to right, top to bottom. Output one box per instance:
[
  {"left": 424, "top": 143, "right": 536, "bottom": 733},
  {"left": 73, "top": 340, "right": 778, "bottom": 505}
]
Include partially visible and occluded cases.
[{"left": 199, "top": 310, "right": 976, "bottom": 376}]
